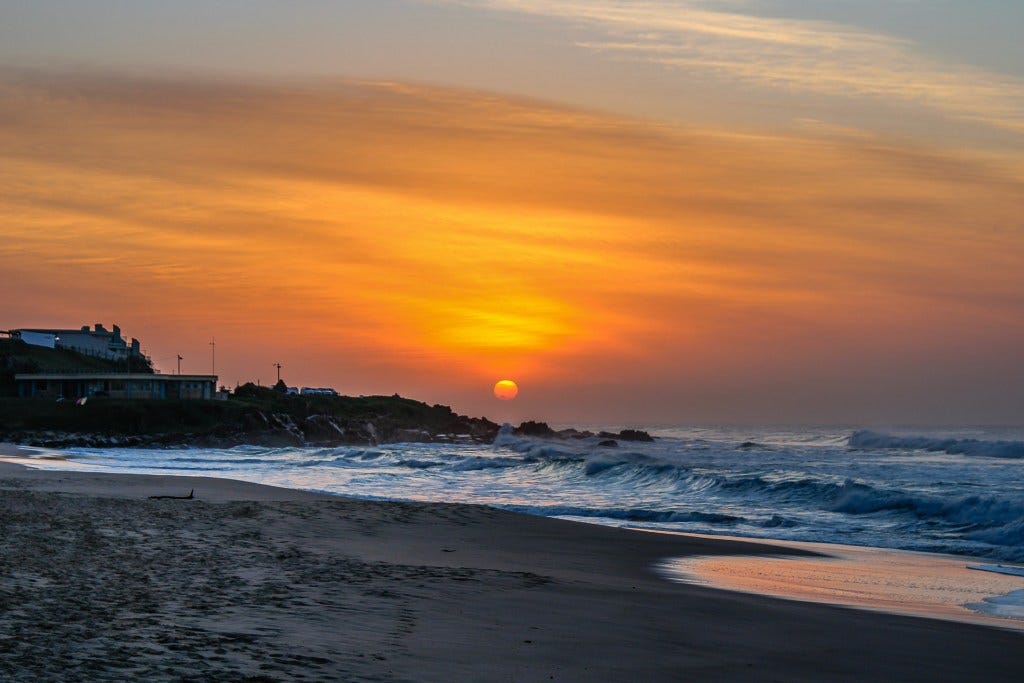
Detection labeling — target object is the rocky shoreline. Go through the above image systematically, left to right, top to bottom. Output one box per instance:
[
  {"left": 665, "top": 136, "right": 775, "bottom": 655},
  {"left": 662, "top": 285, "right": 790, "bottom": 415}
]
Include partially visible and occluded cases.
[
  {"left": 0, "top": 386, "right": 497, "bottom": 449},
  {"left": 0, "top": 389, "right": 653, "bottom": 450},
  {"left": 0, "top": 408, "right": 500, "bottom": 450},
  {"left": 2, "top": 421, "right": 655, "bottom": 450}
]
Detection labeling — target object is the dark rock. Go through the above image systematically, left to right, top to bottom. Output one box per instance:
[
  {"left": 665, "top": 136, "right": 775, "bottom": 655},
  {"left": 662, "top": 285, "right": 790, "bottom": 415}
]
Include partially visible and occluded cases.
[
  {"left": 303, "top": 414, "right": 347, "bottom": 443},
  {"left": 514, "top": 421, "right": 557, "bottom": 438},
  {"left": 618, "top": 429, "right": 654, "bottom": 442},
  {"left": 598, "top": 439, "right": 619, "bottom": 448}
]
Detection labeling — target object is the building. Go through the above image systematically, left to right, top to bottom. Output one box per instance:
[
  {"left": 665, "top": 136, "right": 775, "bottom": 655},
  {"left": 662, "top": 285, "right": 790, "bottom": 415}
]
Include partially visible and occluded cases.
[
  {"left": 11, "top": 323, "right": 143, "bottom": 361},
  {"left": 15, "top": 373, "right": 218, "bottom": 400}
]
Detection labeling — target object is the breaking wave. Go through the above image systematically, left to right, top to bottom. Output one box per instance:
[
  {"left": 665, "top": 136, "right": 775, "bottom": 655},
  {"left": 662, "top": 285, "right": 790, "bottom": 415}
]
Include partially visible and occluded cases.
[
  {"left": 849, "top": 430, "right": 1024, "bottom": 458},
  {"left": 829, "top": 480, "right": 1023, "bottom": 526},
  {"left": 508, "top": 505, "right": 744, "bottom": 525}
]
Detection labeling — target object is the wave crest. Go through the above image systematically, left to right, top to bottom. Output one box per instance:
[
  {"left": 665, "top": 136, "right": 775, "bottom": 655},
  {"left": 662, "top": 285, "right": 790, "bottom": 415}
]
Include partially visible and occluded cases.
[
  {"left": 849, "top": 430, "right": 1024, "bottom": 458},
  {"left": 510, "top": 505, "right": 743, "bottom": 525}
]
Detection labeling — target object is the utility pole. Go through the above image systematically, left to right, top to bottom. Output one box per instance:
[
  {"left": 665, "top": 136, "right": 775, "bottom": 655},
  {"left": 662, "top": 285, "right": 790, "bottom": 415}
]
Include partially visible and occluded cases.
[
  {"left": 210, "top": 338, "right": 216, "bottom": 375},
  {"left": 177, "top": 355, "right": 183, "bottom": 375},
  {"left": 274, "top": 362, "right": 283, "bottom": 383}
]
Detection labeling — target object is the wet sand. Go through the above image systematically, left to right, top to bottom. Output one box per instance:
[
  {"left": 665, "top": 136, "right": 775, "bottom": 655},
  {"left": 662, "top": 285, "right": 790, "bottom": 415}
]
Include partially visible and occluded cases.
[
  {"left": 0, "top": 455, "right": 1021, "bottom": 681},
  {"left": 661, "top": 536, "right": 1024, "bottom": 631}
]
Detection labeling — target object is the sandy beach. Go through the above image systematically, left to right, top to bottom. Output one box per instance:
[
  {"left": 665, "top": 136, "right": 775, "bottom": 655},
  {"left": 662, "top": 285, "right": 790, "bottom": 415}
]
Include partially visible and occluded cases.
[{"left": 1, "top": 453, "right": 1021, "bottom": 681}]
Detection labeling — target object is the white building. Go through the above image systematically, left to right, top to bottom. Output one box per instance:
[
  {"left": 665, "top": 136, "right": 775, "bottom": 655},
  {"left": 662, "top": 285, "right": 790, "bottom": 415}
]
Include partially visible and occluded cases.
[{"left": 11, "top": 323, "right": 142, "bottom": 360}]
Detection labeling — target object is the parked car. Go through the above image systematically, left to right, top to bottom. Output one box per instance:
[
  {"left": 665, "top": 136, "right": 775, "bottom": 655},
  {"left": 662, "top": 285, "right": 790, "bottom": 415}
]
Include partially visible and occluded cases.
[{"left": 300, "top": 387, "right": 338, "bottom": 396}]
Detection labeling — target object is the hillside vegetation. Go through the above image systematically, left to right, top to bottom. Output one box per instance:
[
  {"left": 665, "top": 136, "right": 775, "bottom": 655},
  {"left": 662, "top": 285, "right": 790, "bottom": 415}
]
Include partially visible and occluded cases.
[{"left": 0, "top": 380, "right": 499, "bottom": 448}]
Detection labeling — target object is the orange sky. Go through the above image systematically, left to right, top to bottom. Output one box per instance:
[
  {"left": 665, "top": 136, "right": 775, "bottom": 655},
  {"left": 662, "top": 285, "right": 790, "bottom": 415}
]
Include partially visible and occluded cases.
[{"left": 2, "top": 73, "right": 1023, "bottom": 423}]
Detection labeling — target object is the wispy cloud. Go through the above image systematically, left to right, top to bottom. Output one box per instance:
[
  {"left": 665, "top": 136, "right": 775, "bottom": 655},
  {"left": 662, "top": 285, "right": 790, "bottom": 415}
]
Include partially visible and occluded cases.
[{"left": 442, "top": 0, "right": 1024, "bottom": 134}]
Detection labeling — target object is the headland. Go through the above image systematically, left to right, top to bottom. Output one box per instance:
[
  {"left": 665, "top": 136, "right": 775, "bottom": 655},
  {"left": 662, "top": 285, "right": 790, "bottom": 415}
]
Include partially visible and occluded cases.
[{"left": 1, "top": 337, "right": 654, "bottom": 448}]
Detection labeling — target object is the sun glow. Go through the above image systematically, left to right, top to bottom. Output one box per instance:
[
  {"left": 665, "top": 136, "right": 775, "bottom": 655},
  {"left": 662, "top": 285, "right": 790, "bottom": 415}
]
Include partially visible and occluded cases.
[{"left": 493, "top": 380, "right": 519, "bottom": 400}]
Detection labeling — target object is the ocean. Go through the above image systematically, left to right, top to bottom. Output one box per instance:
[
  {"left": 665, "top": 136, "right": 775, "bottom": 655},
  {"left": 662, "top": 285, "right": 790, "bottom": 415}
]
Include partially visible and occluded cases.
[{"left": 35, "top": 424, "right": 1024, "bottom": 564}]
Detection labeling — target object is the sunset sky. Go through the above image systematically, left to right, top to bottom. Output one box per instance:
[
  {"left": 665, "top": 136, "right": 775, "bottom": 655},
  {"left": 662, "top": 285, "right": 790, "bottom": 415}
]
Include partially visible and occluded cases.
[{"left": 2, "top": 1, "right": 1022, "bottom": 424}]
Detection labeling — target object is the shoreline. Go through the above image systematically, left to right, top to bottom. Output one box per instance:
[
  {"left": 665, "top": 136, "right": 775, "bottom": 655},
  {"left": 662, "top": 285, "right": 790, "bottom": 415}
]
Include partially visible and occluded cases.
[
  {"left": 5, "top": 441, "right": 1024, "bottom": 632},
  {"left": 1, "top": 456, "right": 1022, "bottom": 680},
  {"left": 658, "top": 535, "right": 1024, "bottom": 632}
]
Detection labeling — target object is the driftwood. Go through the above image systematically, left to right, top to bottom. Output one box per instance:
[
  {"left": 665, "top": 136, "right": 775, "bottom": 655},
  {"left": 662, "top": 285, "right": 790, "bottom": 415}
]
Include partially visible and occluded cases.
[{"left": 148, "top": 489, "right": 194, "bottom": 500}]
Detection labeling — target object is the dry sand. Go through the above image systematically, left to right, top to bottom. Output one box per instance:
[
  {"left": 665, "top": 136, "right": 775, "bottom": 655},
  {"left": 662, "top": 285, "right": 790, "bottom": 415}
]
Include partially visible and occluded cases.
[{"left": 0, "top": 455, "right": 1021, "bottom": 681}]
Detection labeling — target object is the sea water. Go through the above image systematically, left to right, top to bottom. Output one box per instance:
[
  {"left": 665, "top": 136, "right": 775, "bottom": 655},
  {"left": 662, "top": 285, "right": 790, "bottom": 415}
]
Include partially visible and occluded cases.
[{"left": 36, "top": 424, "right": 1024, "bottom": 563}]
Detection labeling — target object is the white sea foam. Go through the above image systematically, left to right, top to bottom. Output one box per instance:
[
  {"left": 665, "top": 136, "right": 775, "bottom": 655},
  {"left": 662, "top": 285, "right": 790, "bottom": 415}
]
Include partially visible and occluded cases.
[
  {"left": 968, "top": 564, "right": 1024, "bottom": 578},
  {"left": 966, "top": 589, "right": 1024, "bottom": 619}
]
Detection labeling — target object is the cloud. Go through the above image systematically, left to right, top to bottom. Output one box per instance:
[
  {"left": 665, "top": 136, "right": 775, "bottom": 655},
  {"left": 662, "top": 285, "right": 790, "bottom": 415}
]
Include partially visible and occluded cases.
[
  {"left": 441, "top": 0, "right": 1024, "bottom": 134},
  {"left": 2, "top": 71, "right": 1022, "bottom": 420}
]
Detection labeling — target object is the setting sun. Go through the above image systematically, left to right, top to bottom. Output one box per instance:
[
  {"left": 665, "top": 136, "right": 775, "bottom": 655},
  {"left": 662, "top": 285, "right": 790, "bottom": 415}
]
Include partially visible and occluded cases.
[{"left": 493, "top": 379, "right": 519, "bottom": 401}]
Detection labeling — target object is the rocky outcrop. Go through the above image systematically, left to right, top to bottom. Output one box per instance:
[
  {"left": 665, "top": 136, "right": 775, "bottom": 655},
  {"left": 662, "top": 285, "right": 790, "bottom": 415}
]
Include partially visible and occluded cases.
[
  {"left": 0, "top": 390, "right": 652, "bottom": 450},
  {"left": 4, "top": 414, "right": 500, "bottom": 449},
  {"left": 513, "top": 421, "right": 557, "bottom": 438},
  {"left": 509, "top": 422, "right": 655, "bottom": 444}
]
